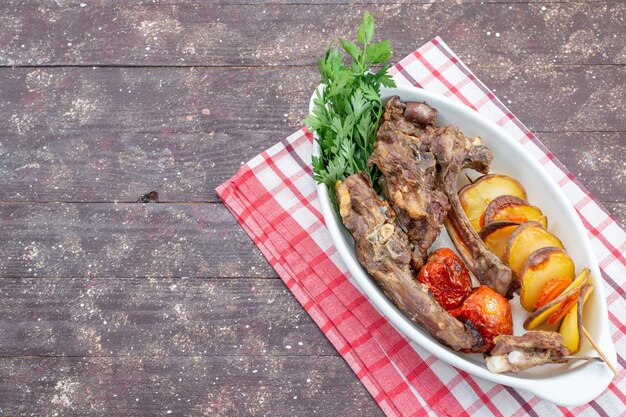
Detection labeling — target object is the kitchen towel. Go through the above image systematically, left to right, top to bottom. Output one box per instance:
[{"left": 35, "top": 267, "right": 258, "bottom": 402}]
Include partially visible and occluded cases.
[{"left": 216, "top": 37, "right": 625, "bottom": 417}]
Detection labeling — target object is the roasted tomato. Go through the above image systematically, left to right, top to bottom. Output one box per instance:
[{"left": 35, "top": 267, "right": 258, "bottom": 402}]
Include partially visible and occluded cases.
[
  {"left": 416, "top": 248, "right": 473, "bottom": 310},
  {"left": 450, "top": 285, "right": 513, "bottom": 353}
]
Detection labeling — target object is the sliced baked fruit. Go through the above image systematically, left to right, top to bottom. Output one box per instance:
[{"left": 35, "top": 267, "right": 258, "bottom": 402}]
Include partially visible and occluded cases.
[
  {"left": 459, "top": 174, "right": 527, "bottom": 231},
  {"left": 482, "top": 195, "right": 547, "bottom": 228},
  {"left": 478, "top": 221, "right": 520, "bottom": 260},
  {"left": 504, "top": 222, "right": 564, "bottom": 277},
  {"left": 518, "top": 247, "right": 575, "bottom": 311},
  {"left": 524, "top": 268, "right": 589, "bottom": 330},
  {"left": 534, "top": 276, "right": 573, "bottom": 310},
  {"left": 559, "top": 284, "right": 593, "bottom": 353},
  {"left": 546, "top": 288, "right": 581, "bottom": 325}
]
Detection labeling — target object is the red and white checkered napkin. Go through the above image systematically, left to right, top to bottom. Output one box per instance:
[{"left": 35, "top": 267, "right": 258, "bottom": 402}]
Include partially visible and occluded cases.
[{"left": 216, "top": 38, "right": 625, "bottom": 416}]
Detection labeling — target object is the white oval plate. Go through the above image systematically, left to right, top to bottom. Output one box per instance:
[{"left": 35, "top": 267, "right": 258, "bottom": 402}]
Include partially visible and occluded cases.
[{"left": 309, "top": 85, "right": 616, "bottom": 406}]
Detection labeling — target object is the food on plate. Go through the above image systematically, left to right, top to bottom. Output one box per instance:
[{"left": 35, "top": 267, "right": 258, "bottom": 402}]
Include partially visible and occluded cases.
[
  {"left": 306, "top": 12, "right": 396, "bottom": 208},
  {"left": 307, "top": 13, "right": 609, "bottom": 383},
  {"left": 368, "top": 96, "right": 450, "bottom": 269},
  {"left": 369, "top": 97, "right": 493, "bottom": 269},
  {"left": 369, "top": 97, "right": 513, "bottom": 293},
  {"left": 428, "top": 136, "right": 515, "bottom": 296},
  {"left": 456, "top": 170, "right": 599, "bottom": 361},
  {"left": 336, "top": 173, "right": 481, "bottom": 350},
  {"left": 458, "top": 174, "right": 527, "bottom": 231},
  {"left": 482, "top": 195, "right": 547, "bottom": 228},
  {"left": 478, "top": 221, "right": 520, "bottom": 260},
  {"left": 504, "top": 221, "right": 564, "bottom": 277},
  {"left": 518, "top": 247, "right": 575, "bottom": 311},
  {"left": 416, "top": 248, "right": 473, "bottom": 310},
  {"left": 524, "top": 268, "right": 589, "bottom": 330},
  {"left": 534, "top": 275, "right": 573, "bottom": 309},
  {"left": 450, "top": 285, "right": 513, "bottom": 352},
  {"left": 559, "top": 285, "right": 594, "bottom": 353},
  {"left": 546, "top": 287, "right": 582, "bottom": 326},
  {"left": 484, "top": 331, "right": 571, "bottom": 373}
]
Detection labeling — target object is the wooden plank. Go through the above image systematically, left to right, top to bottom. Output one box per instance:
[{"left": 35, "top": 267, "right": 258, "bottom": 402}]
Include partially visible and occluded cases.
[
  {"left": 4, "top": 0, "right": 596, "bottom": 5},
  {"left": 1, "top": 3, "right": 624, "bottom": 67},
  {"left": 0, "top": 66, "right": 623, "bottom": 203},
  {"left": 1, "top": 130, "right": 623, "bottom": 204},
  {"left": 538, "top": 131, "right": 626, "bottom": 202},
  {"left": 0, "top": 203, "right": 276, "bottom": 279},
  {"left": 0, "top": 278, "right": 334, "bottom": 357},
  {"left": 0, "top": 355, "right": 384, "bottom": 417}
]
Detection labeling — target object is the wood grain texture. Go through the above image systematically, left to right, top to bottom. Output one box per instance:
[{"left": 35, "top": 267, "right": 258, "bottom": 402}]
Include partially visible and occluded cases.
[
  {"left": 0, "top": 2, "right": 624, "bottom": 67},
  {"left": 1, "top": 2, "right": 624, "bottom": 415},
  {"left": 0, "top": 66, "right": 624, "bottom": 203},
  {"left": 1, "top": 130, "right": 623, "bottom": 204},
  {"left": 539, "top": 131, "right": 626, "bottom": 202},
  {"left": 0, "top": 196, "right": 621, "bottom": 280},
  {"left": 0, "top": 203, "right": 276, "bottom": 278},
  {"left": 0, "top": 278, "right": 333, "bottom": 357},
  {"left": 0, "top": 355, "right": 384, "bottom": 417}
]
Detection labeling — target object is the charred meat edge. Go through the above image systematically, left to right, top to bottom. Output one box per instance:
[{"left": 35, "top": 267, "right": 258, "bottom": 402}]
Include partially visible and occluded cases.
[
  {"left": 370, "top": 96, "right": 514, "bottom": 297},
  {"left": 369, "top": 97, "right": 446, "bottom": 270},
  {"left": 435, "top": 127, "right": 516, "bottom": 297},
  {"left": 336, "top": 173, "right": 481, "bottom": 351},
  {"left": 484, "top": 330, "right": 571, "bottom": 373}
]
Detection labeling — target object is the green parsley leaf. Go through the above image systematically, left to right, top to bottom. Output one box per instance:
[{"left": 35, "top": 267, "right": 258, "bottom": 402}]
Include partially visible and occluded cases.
[
  {"left": 305, "top": 12, "right": 396, "bottom": 210},
  {"left": 357, "top": 12, "right": 375, "bottom": 45},
  {"left": 339, "top": 39, "right": 362, "bottom": 63},
  {"left": 366, "top": 40, "right": 393, "bottom": 65}
]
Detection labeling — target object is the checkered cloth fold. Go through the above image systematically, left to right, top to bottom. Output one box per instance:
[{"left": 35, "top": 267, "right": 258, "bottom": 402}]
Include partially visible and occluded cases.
[{"left": 216, "top": 38, "right": 625, "bottom": 417}]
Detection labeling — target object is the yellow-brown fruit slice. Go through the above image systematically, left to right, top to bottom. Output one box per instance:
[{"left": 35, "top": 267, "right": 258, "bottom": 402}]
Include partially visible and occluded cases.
[
  {"left": 459, "top": 175, "right": 527, "bottom": 231},
  {"left": 483, "top": 195, "right": 547, "bottom": 228},
  {"left": 479, "top": 221, "right": 520, "bottom": 260},
  {"left": 504, "top": 222, "right": 564, "bottom": 277},
  {"left": 519, "top": 247, "right": 575, "bottom": 312},
  {"left": 524, "top": 268, "right": 589, "bottom": 330},
  {"left": 559, "top": 284, "right": 593, "bottom": 354}
]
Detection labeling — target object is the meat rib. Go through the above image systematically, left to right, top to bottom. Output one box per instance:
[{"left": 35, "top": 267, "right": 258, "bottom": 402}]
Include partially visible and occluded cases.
[
  {"left": 370, "top": 96, "right": 514, "bottom": 296},
  {"left": 369, "top": 97, "right": 448, "bottom": 269},
  {"left": 431, "top": 126, "right": 516, "bottom": 297},
  {"left": 336, "top": 173, "right": 481, "bottom": 351},
  {"left": 484, "top": 331, "right": 571, "bottom": 373}
]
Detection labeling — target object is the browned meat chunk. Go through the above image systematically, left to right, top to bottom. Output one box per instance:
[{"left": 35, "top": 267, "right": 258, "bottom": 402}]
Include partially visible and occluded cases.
[
  {"left": 369, "top": 97, "right": 448, "bottom": 269},
  {"left": 370, "top": 97, "right": 514, "bottom": 298},
  {"left": 431, "top": 126, "right": 516, "bottom": 297},
  {"left": 336, "top": 173, "right": 481, "bottom": 351},
  {"left": 485, "top": 331, "right": 571, "bottom": 373}
]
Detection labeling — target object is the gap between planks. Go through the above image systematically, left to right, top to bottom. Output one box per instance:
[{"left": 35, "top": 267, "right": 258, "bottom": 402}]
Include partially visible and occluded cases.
[
  {"left": 0, "top": 63, "right": 623, "bottom": 69},
  {"left": 0, "top": 275, "right": 280, "bottom": 280},
  {"left": 0, "top": 353, "right": 341, "bottom": 359}
]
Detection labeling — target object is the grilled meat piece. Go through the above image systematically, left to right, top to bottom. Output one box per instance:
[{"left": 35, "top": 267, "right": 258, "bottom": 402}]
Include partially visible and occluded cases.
[
  {"left": 370, "top": 96, "right": 514, "bottom": 296},
  {"left": 369, "top": 97, "right": 448, "bottom": 269},
  {"left": 432, "top": 126, "right": 515, "bottom": 297},
  {"left": 336, "top": 173, "right": 481, "bottom": 351},
  {"left": 485, "top": 331, "right": 571, "bottom": 373}
]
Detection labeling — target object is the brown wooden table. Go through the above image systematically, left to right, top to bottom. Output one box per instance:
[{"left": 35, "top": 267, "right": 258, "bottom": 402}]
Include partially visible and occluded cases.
[{"left": 1, "top": 1, "right": 624, "bottom": 415}]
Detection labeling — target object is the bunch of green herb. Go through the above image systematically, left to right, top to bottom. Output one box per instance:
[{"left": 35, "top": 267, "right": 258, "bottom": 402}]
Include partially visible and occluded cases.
[{"left": 305, "top": 12, "right": 396, "bottom": 208}]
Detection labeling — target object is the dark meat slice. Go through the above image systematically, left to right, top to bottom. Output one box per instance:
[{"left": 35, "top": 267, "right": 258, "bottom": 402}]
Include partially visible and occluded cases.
[
  {"left": 371, "top": 96, "right": 514, "bottom": 295},
  {"left": 376, "top": 96, "right": 435, "bottom": 144},
  {"left": 369, "top": 97, "right": 447, "bottom": 269},
  {"left": 404, "top": 101, "right": 438, "bottom": 126},
  {"left": 431, "top": 127, "right": 516, "bottom": 297},
  {"left": 463, "top": 137, "right": 493, "bottom": 173},
  {"left": 336, "top": 173, "right": 481, "bottom": 351},
  {"left": 485, "top": 331, "right": 571, "bottom": 373},
  {"left": 490, "top": 331, "right": 567, "bottom": 355}
]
